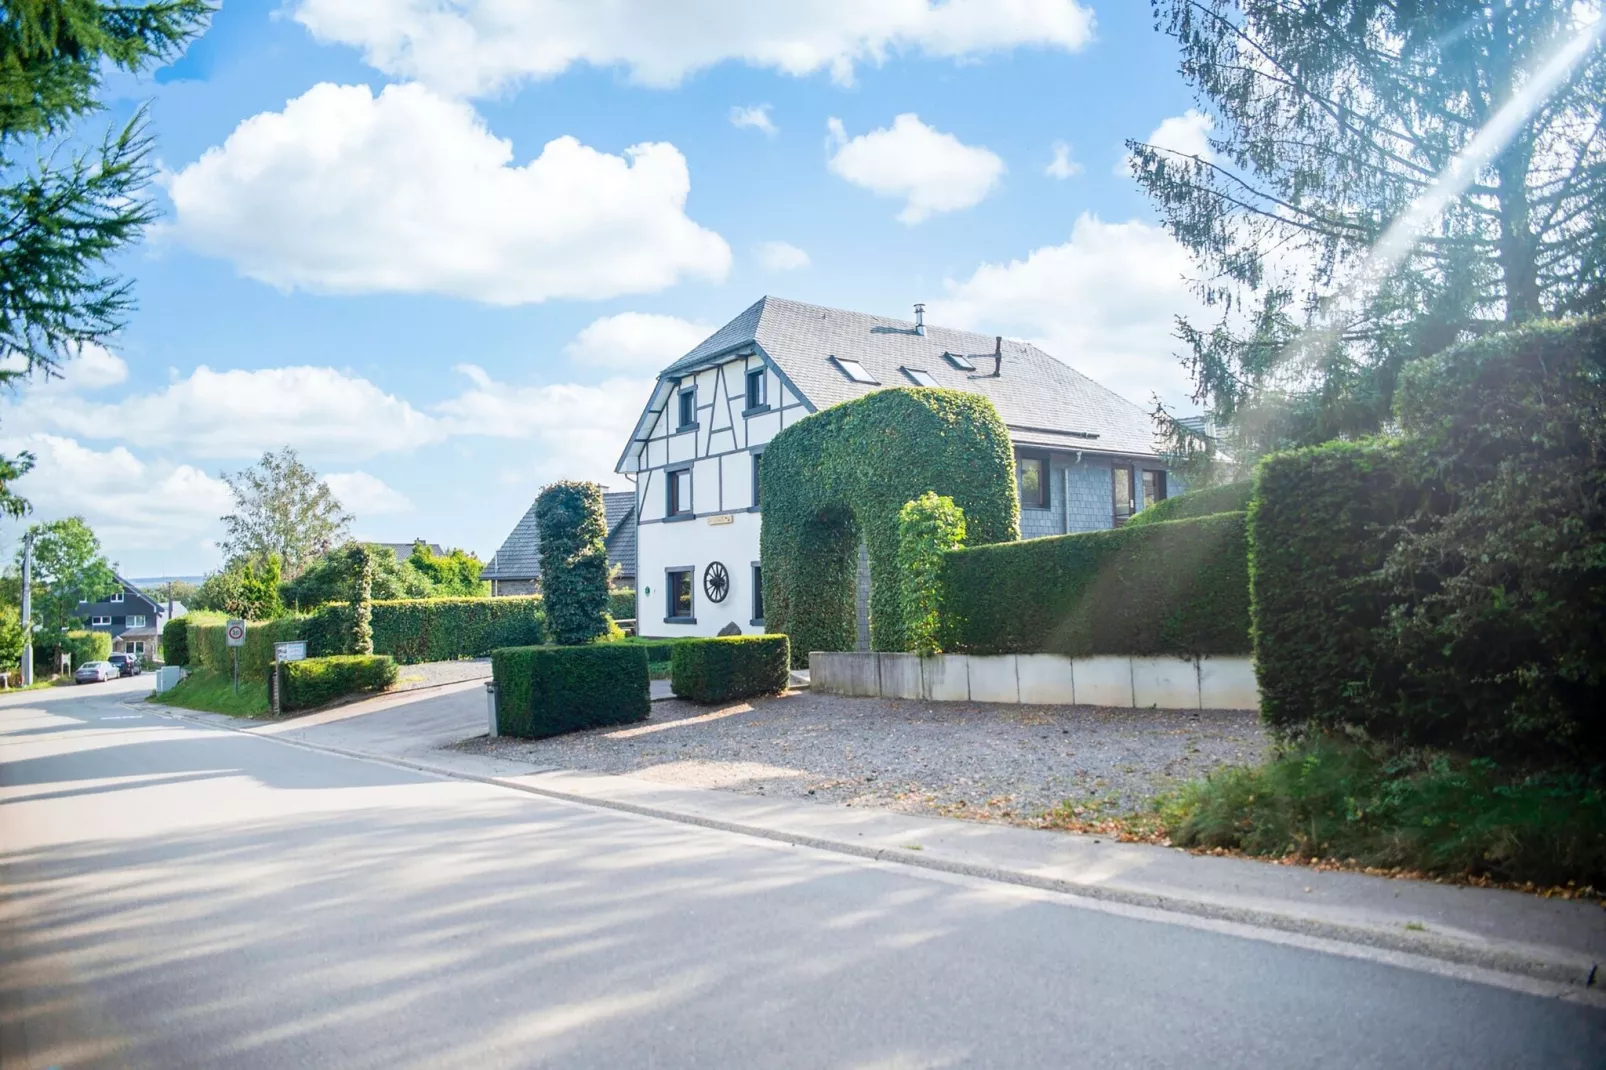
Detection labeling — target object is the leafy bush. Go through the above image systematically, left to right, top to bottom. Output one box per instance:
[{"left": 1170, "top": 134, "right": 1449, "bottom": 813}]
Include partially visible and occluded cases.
[
  {"left": 760, "top": 388, "right": 1019, "bottom": 663},
  {"left": 536, "top": 481, "right": 611, "bottom": 645},
  {"left": 1126, "top": 481, "right": 1251, "bottom": 528},
  {"left": 896, "top": 493, "right": 966, "bottom": 656},
  {"left": 940, "top": 512, "right": 1251, "bottom": 657},
  {"left": 281, "top": 541, "right": 432, "bottom": 609},
  {"left": 407, "top": 543, "right": 488, "bottom": 597},
  {"left": 608, "top": 588, "right": 637, "bottom": 622},
  {"left": 302, "top": 596, "right": 546, "bottom": 662},
  {"left": 161, "top": 616, "right": 189, "bottom": 666},
  {"left": 189, "top": 617, "right": 306, "bottom": 681},
  {"left": 63, "top": 629, "right": 111, "bottom": 667},
  {"left": 669, "top": 635, "right": 790, "bottom": 704},
  {"left": 492, "top": 643, "right": 650, "bottom": 739},
  {"left": 279, "top": 655, "right": 397, "bottom": 712},
  {"left": 1159, "top": 736, "right": 1606, "bottom": 888}
]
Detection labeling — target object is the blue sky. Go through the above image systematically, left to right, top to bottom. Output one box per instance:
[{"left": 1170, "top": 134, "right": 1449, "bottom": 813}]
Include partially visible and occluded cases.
[{"left": 1, "top": 0, "right": 1216, "bottom": 577}]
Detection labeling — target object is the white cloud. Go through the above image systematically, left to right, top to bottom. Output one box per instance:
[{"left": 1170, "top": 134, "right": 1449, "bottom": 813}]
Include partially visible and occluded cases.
[
  {"left": 291, "top": 0, "right": 1095, "bottom": 97},
  {"left": 159, "top": 82, "right": 731, "bottom": 304},
  {"left": 729, "top": 104, "right": 777, "bottom": 136},
  {"left": 1122, "top": 108, "right": 1214, "bottom": 174},
  {"left": 826, "top": 113, "right": 1004, "bottom": 224},
  {"left": 1045, "top": 140, "right": 1082, "bottom": 179},
  {"left": 931, "top": 213, "right": 1207, "bottom": 406},
  {"left": 755, "top": 240, "right": 811, "bottom": 271},
  {"left": 563, "top": 313, "right": 715, "bottom": 372},
  {"left": 2, "top": 343, "right": 129, "bottom": 389},
  {"left": 3, "top": 364, "right": 440, "bottom": 460},
  {"left": 3, "top": 434, "right": 232, "bottom": 554},
  {"left": 323, "top": 471, "right": 413, "bottom": 516}
]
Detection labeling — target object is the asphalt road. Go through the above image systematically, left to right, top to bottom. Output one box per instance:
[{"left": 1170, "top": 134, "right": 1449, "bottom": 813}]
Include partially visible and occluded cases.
[{"left": 3, "top": 681, "right": 1602, "bottom": 1069}]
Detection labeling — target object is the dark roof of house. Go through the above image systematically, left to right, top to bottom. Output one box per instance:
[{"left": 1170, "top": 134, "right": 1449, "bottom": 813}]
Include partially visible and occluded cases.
[
  {"left": 623, "top": 295, "right": 1165, "bottom": 469},
  {"left": 482, "top": 490, "right": 637, "bottom": 582},
  {"left": 377, "top": 541, "right": 445, "bottom": 561}
]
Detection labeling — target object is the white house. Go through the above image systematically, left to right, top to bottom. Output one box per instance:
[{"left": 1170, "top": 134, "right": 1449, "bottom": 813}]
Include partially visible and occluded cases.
[{"left": 615, "top": 296, "right": 1181, "bottom": 639}]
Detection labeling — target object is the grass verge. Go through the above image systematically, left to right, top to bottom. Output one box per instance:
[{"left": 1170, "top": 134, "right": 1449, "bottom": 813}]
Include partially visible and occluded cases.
[
  {"left": 149, "top": 668, "right": 269, "bottom": 717},
  {"left": 1044, "top": 735, "right": 1606, "bottom": 894}
]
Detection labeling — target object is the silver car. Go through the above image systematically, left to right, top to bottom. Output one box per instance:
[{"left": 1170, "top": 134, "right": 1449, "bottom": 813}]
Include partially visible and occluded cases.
[{"left": 74, "top": 661, "right": 119, "bottom": 684}]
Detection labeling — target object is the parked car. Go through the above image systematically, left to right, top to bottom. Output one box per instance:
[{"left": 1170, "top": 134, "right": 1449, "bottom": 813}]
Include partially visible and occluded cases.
[
  {"left": 107, "top": 653, "right": 143, "bottom": 677},
  {"left": 74, "top": 661, "right": 119, "bottom": 684}
]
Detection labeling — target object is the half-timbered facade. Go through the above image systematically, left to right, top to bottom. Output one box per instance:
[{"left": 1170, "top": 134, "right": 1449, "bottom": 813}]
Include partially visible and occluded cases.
[{"left": 616, "top": 296, "right": 1181, "bottom": 639}]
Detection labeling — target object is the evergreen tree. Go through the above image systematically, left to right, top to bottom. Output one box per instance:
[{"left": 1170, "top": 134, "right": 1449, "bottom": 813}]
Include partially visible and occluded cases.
[
  {"left": 0, "top": 1, "right": 210, "bottom": 515},
  {"left": 1132, "top": 1, "right": 1606, "bottom": 475},
  {"left": 535, "top": 482, "right": 610, "bottom": 646},
  {"left": 352, "top": 546, "right": 374, "bottom": 656}
]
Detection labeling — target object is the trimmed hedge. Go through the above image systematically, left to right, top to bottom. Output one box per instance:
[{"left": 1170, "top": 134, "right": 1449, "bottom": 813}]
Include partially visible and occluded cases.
[
  {"left": 760, "top": 388, "right": 1019, "bottom": 663},
  {"left": 536, "top": 481, "right": 611, "bottom": 645},
  {"left": 1126, "top": 481, "right": 1252, "bottom": 528},
  {"left": 897, "top": 492, "right": 966, "bottom": 655},
  {"left": 940, "top": 512, "right": 1251, "bottom": 657},
  {"left": 608, "top": 588, "right": 637, "bottom": 621},
  {"left": 302, "top": 596, "right": 546, "bottom": 663},
  {"left": 161, "top": 616, "right": 189, "bottom": 666},
  {"left": 190, "top": 617, "right": 305, "bottom": 681},
  {"left": 64, "top": 629, "right": 112, "bottom": 667},
  {"left": 669, "top": 635, "right": 790, "bottom": 704},
  {"left": 492, "top": 643, "right": 651, "bottom": 739},
  {"left": 280, "top": 655, "right": 397, "bottom": 712}
]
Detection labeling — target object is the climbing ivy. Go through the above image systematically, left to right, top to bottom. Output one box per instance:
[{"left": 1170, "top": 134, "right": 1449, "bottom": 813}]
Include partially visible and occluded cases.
[
  {"left": 759, "top": 388, "right": 1018, "bottom": 663},
  {"left": 897, "top": 492, "right": 966, "bottom": 656}
]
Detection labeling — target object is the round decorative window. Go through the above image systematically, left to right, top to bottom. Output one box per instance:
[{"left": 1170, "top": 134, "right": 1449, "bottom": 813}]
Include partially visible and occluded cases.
[{"left": 703, "top": 561, "right": 730, "bottom": 603}]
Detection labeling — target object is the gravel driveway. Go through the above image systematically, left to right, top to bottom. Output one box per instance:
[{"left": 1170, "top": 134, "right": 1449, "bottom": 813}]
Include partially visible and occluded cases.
[
  {"left": 393, "top": 659, "right": 492, "bottom": 691},
  {"left": 457, "top": 690, "right": 1267, "bottom": 825}
]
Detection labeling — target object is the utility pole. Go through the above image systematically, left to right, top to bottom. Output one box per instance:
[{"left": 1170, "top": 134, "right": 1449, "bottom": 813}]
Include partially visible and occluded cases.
[{"left": 19, "top": 530, "right": 34, "bottom": 686}]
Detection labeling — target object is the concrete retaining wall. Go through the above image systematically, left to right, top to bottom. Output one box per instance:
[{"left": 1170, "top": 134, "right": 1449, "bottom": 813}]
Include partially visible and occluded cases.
[{"left": 808, "top": 651, "right": 1259, "bottom": 711}]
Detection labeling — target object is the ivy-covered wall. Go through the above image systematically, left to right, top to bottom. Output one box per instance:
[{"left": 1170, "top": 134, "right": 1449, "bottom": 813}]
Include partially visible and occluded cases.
[{"left": 759, "top": 387, "right": 1019, "bottom": 662}]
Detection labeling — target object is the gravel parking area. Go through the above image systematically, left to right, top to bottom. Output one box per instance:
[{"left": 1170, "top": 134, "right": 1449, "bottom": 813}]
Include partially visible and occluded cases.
[
  {"left": 393, "top": 659, "right": 492, "bottom": 691},
  {"left": 456, "top": 690, "right": 1267, "bottom": 825}
]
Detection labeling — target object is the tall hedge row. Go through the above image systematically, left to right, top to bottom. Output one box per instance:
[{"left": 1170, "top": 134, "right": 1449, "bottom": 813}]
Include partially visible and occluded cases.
[
  {"left": 1251, "top": 318, "right": 1606, "bottom": 770},
  {"left": 760, "top": 388, "right": 1019, "bottom": 663},
  {"left": 1126, "top": 481, "right": 1252, "bottom": 528},
  {"left": 940, "top": 511, "right": 1251, "bottom": 658},
  {"left": 308, "top": 596, "right": 546, "bottom": 663},
  {"left": 189, "top": 617, "right": 305, "bottom": 681},
  {"left": 492, "top": 644, "right": 651, "bottom": 738}
]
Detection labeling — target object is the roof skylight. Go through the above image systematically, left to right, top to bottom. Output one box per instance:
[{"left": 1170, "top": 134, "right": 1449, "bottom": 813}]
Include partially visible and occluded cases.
[
  {"left": 943, "top": 352, "right": 976, "bottom": 371},
  {"left": 832, "top": 357, "right": 878, "bottom": 384},
  {"left": 903, "top": 368, "right": 940, "bottom": 387}
]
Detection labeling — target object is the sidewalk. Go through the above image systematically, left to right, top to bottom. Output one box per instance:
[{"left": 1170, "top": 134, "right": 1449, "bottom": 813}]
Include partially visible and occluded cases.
[{"left": 148, "top": 682, "right": 1606, "bottom": 994}]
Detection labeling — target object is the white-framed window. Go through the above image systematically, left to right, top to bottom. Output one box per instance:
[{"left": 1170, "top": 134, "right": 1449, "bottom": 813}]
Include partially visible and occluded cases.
[
  {"left": 831, "top": 357, "right": 878, "bottom": 384},
  {"left": 903, "top": 367, "right": 939, "bottom": 387},
  {"left": 110, "top": 591, "right": 124, "bottom": 603},
  {"left": 91, "top": 615, "right": 111, "bottom": 626},
  {"left": 126, "top": 615, "right": 146, "bottom": 627},
  {"left": 128, "top": 641, "right": 144, "bottom": 656}
]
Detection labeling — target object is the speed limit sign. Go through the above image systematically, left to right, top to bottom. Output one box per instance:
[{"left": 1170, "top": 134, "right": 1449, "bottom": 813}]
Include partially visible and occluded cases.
[{"left": 226, "top": 619, "right": 247, "bottom": 647}]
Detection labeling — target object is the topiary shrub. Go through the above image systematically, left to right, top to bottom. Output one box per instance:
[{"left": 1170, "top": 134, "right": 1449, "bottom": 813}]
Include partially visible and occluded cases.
[
  {"left": 760, "top": 388, "right": 1019, "bottom": 663},
  {"left": 536, "top": 481, "right": 611, "bottom": 646},
  {"left": 1126, "top": 481, "right": 1251, "bottom": 528},
  {"left": 896, "top": 492, "right": 966, "bottom": 656},
  {"left": 941, "top": 512, "right": 1251, "bottom": 657},
  {"left": 161, "top": 616, "right": 190, "bottom": 666},
  {"left": 63, "top": 629, "right": 112, "bottom": 667},
  {"left": 669, "top": 635, "right": 790, "bottom": 704},
  {"left": 492, "top": 643, "right": 651, "bottom": 738},
  {"left": 280, "top": 654, "right": 397, "bottom": 712}
]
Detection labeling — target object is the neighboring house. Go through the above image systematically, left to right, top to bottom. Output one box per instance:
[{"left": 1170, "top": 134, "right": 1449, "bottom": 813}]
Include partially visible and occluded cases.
[
  {"left": 616, "top": 296, "right": 1183, "bottom": 639},
  {"left": 482, "top": 491, "right": 638, "bottom": 597},
  {"left": 377, "top": 541, "right": 445, "bottom": 562},
  {"left": 77, "top": 574, "right": 186, "bottom": 658}
]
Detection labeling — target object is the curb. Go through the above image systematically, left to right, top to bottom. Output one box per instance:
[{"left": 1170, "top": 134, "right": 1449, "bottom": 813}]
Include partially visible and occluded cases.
[{"left": 143, "top": 701, "right": 1601, "bottom": 998}]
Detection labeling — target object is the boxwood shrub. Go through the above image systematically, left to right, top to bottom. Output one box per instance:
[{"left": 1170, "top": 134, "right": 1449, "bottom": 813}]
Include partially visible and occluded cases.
[
  {"left": 760, "top": 387, "right": 1019, "bottom": 663},
  {"left": 1125, "top": 481, "right": 1251, "bottom": 528},
  {"left": 939, "top": 512, "right": 1251, "bottom": 658},
  {"left": 302, "top": 596, "right": 546, "bottom": 662},
  {"left": 161, "top": 616, "right": 189, "bottom": 666},
  {"left": 669, "top": 635, "right": 790, "bottom": 704},
  {"left": 492, "top": 643, "right": 651, "bottom": 738},
  {"left": 280, "top": 655, "right": 398, "bottom": 712}
]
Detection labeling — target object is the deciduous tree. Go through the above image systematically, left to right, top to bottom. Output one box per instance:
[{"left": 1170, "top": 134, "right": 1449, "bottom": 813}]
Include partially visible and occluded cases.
[{"left": 219, "top": 448, "right": 351, "bottom": 580}]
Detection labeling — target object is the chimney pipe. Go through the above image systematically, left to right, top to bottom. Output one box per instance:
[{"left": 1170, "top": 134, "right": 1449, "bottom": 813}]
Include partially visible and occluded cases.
[
  {"left": 913, "top": 303, "right": 926, "bottom": 335},
  {"left": 993, "top": 335, "right": 1003, "bottom": 377}
]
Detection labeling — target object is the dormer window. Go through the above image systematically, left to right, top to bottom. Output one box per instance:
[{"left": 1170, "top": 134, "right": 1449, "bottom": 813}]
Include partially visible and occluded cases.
[
  {"left": 831, "top": 357, "right": 878, "bottom": 384},
  {"left": 677, "top": 387, "right": 697, "bottom": 429}
]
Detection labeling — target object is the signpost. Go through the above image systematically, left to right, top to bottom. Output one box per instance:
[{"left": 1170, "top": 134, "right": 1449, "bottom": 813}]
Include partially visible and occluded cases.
[
  {"left": 226, "top": 618, "right": 246, "bottom": 694},
  {"left": 271, "top": 641, "right": 306, "bottom": 717}
]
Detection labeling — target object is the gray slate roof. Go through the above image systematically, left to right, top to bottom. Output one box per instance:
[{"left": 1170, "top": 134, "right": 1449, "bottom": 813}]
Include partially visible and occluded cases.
[
  {"left": 636, "top": 296, "right": 1163, "bottom": 463},
  {"left": 482, "top": 490, "right": 637, "bottom": 582},
  {"left": 377, "top": 541, "right": 445, "bottom": 561}
]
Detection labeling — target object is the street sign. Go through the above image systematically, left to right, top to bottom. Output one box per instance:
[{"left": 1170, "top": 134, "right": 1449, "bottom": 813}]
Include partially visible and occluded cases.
[
  {"left": 226, "top": 619, "right": 247, "bottom": 647},
  {"left": 274, "top": 641, "right": 307, "bottom": 663}
]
